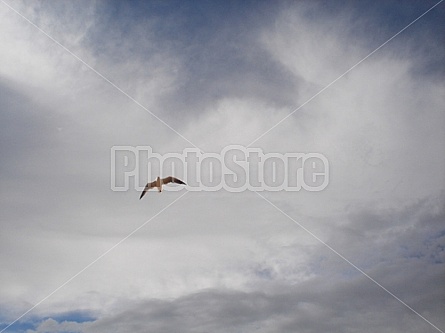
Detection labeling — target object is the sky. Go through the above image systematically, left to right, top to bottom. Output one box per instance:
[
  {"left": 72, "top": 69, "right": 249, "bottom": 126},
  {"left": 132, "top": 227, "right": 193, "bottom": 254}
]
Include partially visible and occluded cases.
[{"left": 0, "top": 0, "right": 444, "bottom": 332}]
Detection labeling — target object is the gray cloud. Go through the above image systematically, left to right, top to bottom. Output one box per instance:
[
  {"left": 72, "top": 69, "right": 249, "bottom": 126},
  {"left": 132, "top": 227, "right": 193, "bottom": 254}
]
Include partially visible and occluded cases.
[
  {"left": 0, "top": 1, "right": 444, "bottom": 333},
  {"left": 12, "top": 191, "right": 445, "bottom": 333}
]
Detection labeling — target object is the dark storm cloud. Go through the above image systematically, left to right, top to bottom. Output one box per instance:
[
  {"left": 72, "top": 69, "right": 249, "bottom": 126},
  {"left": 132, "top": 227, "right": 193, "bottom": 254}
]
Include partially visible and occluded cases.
[
  {"left": 79, "top": 0, "right": 301, "bottom": 125},
  {"left": 28, "top": 270, "right": 444, "bottom": 333}
]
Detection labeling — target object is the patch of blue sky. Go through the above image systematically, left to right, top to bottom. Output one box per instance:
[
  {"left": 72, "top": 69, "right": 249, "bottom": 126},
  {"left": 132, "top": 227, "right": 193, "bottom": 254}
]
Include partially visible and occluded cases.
[
  {"left": 48, "top": 310, "right": 96, "bottom": 324},
  {"left": 0, "top": 311, "right": 95, "bottom": 333},
  {"left": 0, "top": 320, "right": 35, "bottom": 333}
]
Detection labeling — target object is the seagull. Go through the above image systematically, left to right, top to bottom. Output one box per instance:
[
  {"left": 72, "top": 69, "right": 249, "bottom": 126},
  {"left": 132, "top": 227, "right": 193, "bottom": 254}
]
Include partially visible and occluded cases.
[{"left": 139, "top": 176, "right": 186, "bottom": 199}]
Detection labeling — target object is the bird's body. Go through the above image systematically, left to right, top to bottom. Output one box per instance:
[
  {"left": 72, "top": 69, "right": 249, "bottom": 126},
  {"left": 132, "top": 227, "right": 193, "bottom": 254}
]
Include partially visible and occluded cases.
[{"left": 139, "top": 176, "right": 186, "bottom": 199}]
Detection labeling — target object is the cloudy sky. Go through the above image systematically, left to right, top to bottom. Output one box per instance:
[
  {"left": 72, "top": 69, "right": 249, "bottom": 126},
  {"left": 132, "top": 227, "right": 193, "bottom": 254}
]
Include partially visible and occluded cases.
[{"left": 0, "top": 0, "right": 444, "bottom": 332}]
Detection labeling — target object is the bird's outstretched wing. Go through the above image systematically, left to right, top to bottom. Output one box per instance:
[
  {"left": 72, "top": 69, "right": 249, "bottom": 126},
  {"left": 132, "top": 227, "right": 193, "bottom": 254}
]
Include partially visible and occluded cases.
[
  {"left": 162, "top": 176, "right": 186, "bottom": 185},
  {"left": 139, "top": 180, "right": 157, "bottom": 200}
]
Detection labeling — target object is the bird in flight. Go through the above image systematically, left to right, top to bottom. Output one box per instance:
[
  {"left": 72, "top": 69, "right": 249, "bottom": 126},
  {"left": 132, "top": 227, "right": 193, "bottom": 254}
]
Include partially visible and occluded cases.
[{"left": 139, "top": 176, "right": 186, "bottom": 199}]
